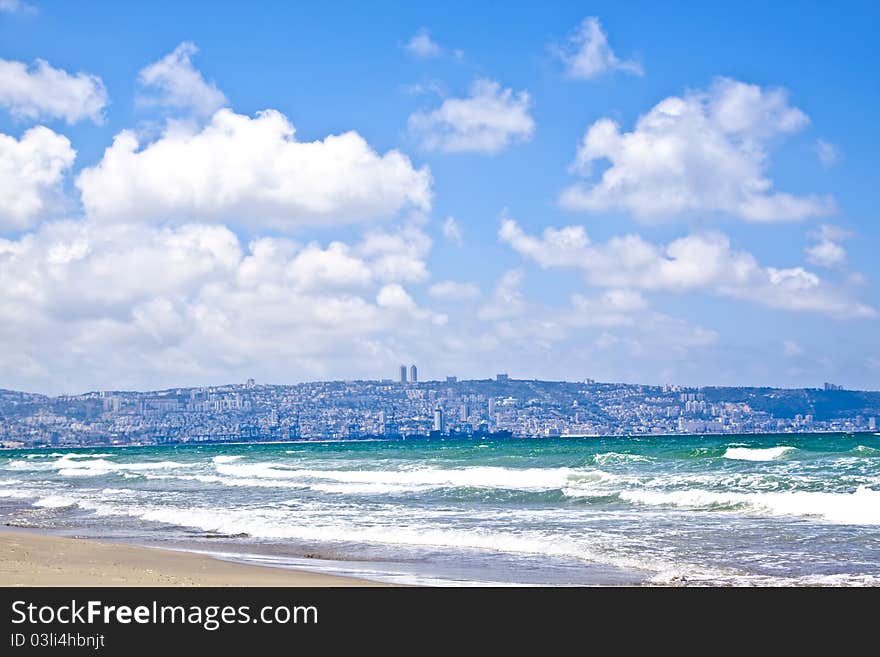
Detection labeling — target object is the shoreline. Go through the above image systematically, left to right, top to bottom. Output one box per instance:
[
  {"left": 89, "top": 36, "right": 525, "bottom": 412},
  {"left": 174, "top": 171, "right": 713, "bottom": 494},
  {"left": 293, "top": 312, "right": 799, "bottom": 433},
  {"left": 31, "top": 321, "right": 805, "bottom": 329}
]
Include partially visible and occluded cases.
[
  {"left": 2, "top": 429, "right": 877, "bottom": 451},
  {"left": 0, "top": 528, "right": 384, "bottom": 587}
]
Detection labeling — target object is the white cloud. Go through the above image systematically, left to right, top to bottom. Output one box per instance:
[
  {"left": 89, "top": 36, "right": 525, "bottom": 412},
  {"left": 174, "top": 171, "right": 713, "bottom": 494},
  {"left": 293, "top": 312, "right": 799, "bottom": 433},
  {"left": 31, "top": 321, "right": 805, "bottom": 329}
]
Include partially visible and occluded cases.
[
  {"left": 553, "top": 16, "right": 642, "bottom": 79},
  {"left": 404, "top": 29, "right": 443, "bottom": 58},
  {"left": 138, "top": 42, "right": 227, "bottom": 116},
  {"left": 0, "top": 58, "right": 107, "bottom": 124},
  {"left": 560, "top": 78, "right": 834, "bottom": 221},
  {"left": 408, "top": 79, "right": 535, "bottom": 154},
  {"left": 76, "top": 108, "right": 432, "bottom": 228},
  {"left": 0, "top": 126, "right": 76, "bottom": 231},
  {"left": 816, "top": 139, "right": 840, "bottom": 168},
  {"left": 442, "top": 216, "right": 463, "bottom": 245},
  {"left": 499, "top": 217, "right": 875, "bottom": 319},
  {"left": 0, "top": 219, "right": 444, "bottom": 391},
  {"left": 805, "top": 224, "right": 850, "bottom": 269},
  {"left": 354, "top": 225, "right": 432, "bottom": 283},
  {"left": 805, "top": 240, "right": 846, "bottom": 269},
  {"left": 286, "top": 242, "right": 374, "bottom": 292},
  {"left": 478, "top": 269, "right": 527, "bottom": 320},
  {"left": 471, "top": 270, "right": 716, "bottom": 361},
  {"left": 429, "top": 280, "right": 481, "bottom": 301},
  {"left": 376, "top": 283, "right": 417, "bottom": 310},
  {"left": 569, "top": 289, "right": 647, "bottom": 327}
]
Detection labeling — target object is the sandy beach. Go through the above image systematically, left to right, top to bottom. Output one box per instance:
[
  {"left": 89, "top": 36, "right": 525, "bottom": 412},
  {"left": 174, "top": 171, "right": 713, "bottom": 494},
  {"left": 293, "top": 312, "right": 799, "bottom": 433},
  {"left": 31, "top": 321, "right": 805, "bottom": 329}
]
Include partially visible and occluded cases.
[{"left": 0, "top": 530, "right": 380, "bottom": 587}]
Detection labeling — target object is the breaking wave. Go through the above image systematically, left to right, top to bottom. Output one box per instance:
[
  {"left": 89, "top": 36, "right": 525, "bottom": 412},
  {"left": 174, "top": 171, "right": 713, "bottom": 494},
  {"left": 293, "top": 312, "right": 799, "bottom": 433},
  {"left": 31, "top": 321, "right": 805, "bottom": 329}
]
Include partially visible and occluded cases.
[{"left": 723, "top": 446, "right": 797, "bottom": 461}]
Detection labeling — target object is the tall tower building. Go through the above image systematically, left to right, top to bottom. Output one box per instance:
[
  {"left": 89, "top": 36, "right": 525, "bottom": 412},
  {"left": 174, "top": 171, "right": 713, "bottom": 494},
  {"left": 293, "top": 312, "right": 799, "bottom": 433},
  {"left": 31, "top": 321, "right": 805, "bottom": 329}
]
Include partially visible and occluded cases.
[
  {"left": 410, "top": 364, "right": 418, "bottom": 383},
  {"left": 399, "top": 365, "right": 407, "bottom": 384},
  {"left": 460, "top": 403, "right": 469, "bottom": 423},
  {"left": 433, "top": 407, "right": 445, "bottom": 433}
]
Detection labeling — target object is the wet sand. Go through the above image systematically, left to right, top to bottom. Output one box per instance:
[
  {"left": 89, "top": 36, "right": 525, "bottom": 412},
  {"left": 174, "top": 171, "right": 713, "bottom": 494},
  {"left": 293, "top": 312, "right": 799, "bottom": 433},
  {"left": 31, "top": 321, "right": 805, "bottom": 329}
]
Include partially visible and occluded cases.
[{"left": 0, "top": 530, "right": 382, "bottom": 586}]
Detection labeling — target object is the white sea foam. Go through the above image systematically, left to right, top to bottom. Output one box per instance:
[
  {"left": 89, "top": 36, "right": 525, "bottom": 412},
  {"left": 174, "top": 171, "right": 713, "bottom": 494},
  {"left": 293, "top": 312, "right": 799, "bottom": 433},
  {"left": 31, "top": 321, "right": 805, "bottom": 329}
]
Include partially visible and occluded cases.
[
  {"left": 723, "top": 446, "right": 797, "bottom": 461},
  {"left": 592, "top": 452, "right": 652, "bottom": 466},
  {"left": 212, "top": 455, "right": 243, "bottom": 464},
  {"left": 55, "top": 458, "right": 187, "bottom": 477},
  {"left": 214, "top": 462, "right": 617, "bottom": 493},
  {"left": 619, "top": 485, "right": 880, "bottom": 525},
  {"left": 0, "top": 488, "right": 37, "bottom": 499},
  {"left": 33, "top": 494, "right": 80, "bottom": 508},
  {"left": 49, "top": 499, "right": 675, "bottom": 576}
]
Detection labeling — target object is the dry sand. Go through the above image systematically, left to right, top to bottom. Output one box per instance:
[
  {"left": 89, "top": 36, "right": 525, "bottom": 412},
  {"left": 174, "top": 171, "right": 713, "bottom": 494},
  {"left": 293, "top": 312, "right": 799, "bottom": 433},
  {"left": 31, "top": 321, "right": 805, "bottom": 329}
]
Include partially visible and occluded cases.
[{"left": 0, "top": 530, "right": 381, "bottom": 586}]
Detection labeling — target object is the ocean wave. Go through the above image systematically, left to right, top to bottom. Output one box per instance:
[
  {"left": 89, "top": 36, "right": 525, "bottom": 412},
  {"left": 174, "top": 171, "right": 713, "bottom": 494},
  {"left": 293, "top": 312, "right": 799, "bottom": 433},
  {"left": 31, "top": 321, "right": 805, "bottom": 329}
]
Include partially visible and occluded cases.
[
  {"left": 853, "top": 445, "right": 880, "bottom": 455},
  {"left": 723, "top": 446, "right": 797, "bottom": 461},
  {"left": 592, "top": 452, "right": 652, "bottom": 466},
  {"left": 7, "top": 453, "right": 183, "bottom": 475},
  {"left": 212, "top": 455, "right": 243, "bottom": 464},
  {"left": 55, "top": 458, "right": 187, "bottom": 477},
  {"left": 214, "top": 462, "right": 618, "bottom": 493},
  {"left": 618, "top": 485, "right": 880, "bottom": 524},
  {"left": 0, "top": 488, "right": 38, "bottom": 499},
  {"left": 33, "top": 494, "right": 81, "bottom": 509},
  {"left": 44, "top": 500, "right": 675, "bottom": 575},
  {"left": 647, "top": 570, "right": 880, "bottom": 587}
]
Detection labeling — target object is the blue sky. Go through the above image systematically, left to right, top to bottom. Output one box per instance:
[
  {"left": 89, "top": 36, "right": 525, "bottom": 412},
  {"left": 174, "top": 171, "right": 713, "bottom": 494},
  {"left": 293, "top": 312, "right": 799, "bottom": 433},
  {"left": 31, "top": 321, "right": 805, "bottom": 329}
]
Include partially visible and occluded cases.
[{"left": 0, "top": 0, "right": 877, "bottom": 393}]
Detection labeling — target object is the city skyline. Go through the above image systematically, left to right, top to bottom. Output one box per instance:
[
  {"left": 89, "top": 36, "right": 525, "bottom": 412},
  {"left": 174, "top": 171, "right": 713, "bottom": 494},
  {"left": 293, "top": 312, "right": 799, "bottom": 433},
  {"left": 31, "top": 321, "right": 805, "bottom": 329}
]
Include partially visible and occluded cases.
[
  {"left": 1, "top": 2, "right": 878, "bottom": 395},
  {"left": 2, "top": 374, "right": 878, "bottom": 450}
]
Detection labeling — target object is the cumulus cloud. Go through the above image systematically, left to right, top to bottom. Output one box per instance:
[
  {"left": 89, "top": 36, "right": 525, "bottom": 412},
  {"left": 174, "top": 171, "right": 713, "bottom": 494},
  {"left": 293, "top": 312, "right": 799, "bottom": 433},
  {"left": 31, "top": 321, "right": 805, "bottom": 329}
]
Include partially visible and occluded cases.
[
  {"left": 553, "top": 16, "right": 642, "bottom": 79},
  {"left": 402, "top": 28, "right": 462, "bottom": 60},
  {"left": 404, "top": 29, "right": 442, "bottom": 58},
  {"left": 138, "top": 42, "right": 227, "bottom": 116},
  {"left": 0, "top": 58, "right": 108, "bottom": 124},
  {"left": 560, "top": 77, "right": 835, "bottom": 221},
  {"left": 408, "top": 79, "right": 535, "bottom": 154},
  {"left": 76, "top": 108, "right": 432, "bottom": 228},
  {"left": 0, "top": 126, "right": 76, "bottom": 231},
  {"left": 816, "top": 139, "right": 840, "bottom": 168},
  {"left": 442, "top": 216, "right": 463, "bottom": 245},
  {"left": 499, "top": 217, "right": 875, "bottom": 319},
  {"left": 0, "top": 219, "right": 444, "bottom": 391},
  {"left": 805, "top": 224, "right": 849, "bottom": 268},
  {"left": 805, "top": 240, "right": 846, "bottom": 269},
  {"left": 471, "top": 268, "right": 716, "bottom": 361},
  {"left": 478, "top": 269, "right": 527, "bottom": 320},
  {"left": 429, "top": 280, "right": 481, "bottom": 301}
]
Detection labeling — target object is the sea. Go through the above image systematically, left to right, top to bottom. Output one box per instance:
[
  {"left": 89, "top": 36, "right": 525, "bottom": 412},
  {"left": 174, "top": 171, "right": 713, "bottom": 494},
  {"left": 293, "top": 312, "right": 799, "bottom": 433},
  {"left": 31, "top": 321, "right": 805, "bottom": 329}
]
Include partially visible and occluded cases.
[{"left": 2, "top": 432, "right": 879, "bottom": 586}]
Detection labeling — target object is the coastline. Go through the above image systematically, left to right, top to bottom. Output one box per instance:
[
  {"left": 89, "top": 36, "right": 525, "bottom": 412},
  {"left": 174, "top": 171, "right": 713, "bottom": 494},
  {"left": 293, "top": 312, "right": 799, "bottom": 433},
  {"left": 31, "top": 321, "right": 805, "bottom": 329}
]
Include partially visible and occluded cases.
[
  {"left": 2, "top": 429, "right": 877, "bottom": 452},
  {"left": 0, "top": 529, "right": 384, "bottom": 587}
]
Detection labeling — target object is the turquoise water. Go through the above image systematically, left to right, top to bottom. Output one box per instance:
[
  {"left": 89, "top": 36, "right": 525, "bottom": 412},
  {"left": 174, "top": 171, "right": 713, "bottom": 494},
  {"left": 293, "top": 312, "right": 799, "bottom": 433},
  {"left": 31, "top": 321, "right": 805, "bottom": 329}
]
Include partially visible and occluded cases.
[{"left": 2, "top": 433, "right": 879, "bottom": 585}]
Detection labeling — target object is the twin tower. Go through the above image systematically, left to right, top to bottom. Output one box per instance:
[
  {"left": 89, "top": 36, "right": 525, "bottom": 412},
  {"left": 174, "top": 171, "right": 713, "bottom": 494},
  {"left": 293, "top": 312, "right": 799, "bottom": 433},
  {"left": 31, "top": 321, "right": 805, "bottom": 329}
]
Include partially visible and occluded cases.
[{"left": 400, "top": 364, "right": 418, "bottom": 384}]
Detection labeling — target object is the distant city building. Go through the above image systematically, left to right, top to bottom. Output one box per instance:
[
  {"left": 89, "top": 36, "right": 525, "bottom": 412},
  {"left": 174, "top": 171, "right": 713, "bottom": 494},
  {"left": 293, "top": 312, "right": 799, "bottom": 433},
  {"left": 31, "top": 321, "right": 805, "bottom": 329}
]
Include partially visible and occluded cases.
[
  {"left": 400, "top": 365, "right": 408, "bottom": 384},
  {"left": 410, "top": 365, "right": 418, "bottom": 383},
  {"left": 496, "top": 373, "right": 509, "bottom": 382},
  {"left": 446, "top": 376, "right": 457, "bottom": 383},
  {"left": 3, "top": 378, "right": 879, "bottom": 447},
  {"left": 245, "top": 378, "right": 255, "bottom": 389},
  {"left": 824, "top": 382, "right": 844, "bottom": 391}
]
